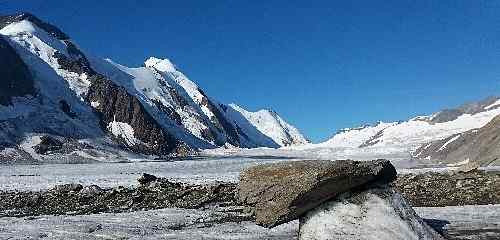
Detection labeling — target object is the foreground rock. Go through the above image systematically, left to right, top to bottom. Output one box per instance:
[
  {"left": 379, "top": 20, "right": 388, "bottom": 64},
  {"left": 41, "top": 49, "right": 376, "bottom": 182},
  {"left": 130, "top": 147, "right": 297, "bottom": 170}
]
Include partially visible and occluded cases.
[
  {"left": 238, "top": 159, "right": 397, "bottom": 228},
  {"left": 1, "top": 169, "right": 499, "bottom": 219},
  {"left": 299, "top": 186, "right": 444, "bottom": 240}
]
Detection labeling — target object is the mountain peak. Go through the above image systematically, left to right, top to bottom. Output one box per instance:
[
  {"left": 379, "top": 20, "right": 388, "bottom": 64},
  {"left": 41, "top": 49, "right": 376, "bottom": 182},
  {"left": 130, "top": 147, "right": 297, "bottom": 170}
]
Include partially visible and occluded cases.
[
  {"left": 0, "top": 12, "right": 69, "bottom": 40},
  {"left": 144, "top": 57, "right": 176, "bottom": 72}
]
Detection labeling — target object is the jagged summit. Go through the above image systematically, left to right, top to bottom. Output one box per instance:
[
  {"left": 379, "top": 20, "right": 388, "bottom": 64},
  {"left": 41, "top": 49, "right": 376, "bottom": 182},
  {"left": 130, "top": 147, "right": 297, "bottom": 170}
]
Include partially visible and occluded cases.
[{"left": 144, "top": 57, "right": 176, "bottom": 72}]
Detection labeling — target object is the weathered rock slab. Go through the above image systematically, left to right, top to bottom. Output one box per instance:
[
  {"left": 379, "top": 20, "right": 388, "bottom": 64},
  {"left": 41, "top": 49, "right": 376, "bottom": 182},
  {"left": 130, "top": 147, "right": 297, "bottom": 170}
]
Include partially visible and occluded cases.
[
  {"left": 238, "top": 159, "right": 397, "bottom": 228},
  {"left": 298, "top": 186, "right": 444, "bottom": 240}
]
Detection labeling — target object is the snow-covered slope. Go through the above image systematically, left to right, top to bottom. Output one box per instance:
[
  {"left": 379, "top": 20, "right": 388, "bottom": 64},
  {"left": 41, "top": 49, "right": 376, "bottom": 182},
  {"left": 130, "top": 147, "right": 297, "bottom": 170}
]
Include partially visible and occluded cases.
[
  {"left": 0, "top": 13, "right": 307, "bottom": 163},
  {"left": 289, "top": 97, "right": 500, "bottom": 164},
  {"left": 223, "top": 104, "right": 309, "bottom": 147}
]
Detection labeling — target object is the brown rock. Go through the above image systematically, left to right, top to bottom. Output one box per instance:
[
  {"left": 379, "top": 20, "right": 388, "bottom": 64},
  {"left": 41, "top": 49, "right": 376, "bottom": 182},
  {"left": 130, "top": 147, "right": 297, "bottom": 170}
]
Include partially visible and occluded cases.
[{"left": 238, "top": 159, "right": 397, "bottom": 228}]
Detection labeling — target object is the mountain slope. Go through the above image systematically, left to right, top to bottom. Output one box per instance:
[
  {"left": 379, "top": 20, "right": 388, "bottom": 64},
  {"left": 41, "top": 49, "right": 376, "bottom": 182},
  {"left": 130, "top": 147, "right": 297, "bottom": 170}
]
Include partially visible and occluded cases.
[
  {"left": 0, "top": 13, "right": 307, "bottom": 162},
  {"left": 223, "top": 104, "right": 309, "bottom": 147},
  {"left": 413, "top": 114, "right": 500, "bottom": 166}
]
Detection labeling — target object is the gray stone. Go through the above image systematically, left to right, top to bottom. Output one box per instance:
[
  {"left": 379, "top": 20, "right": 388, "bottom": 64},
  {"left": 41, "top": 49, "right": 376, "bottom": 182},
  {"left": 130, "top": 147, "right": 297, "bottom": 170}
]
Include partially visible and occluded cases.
[
  {"left": 238, "top": 159, "right": 397, "bottom": 228},
  {"left": 137, "top": 173, "right": 158, "bottom": 184},
  {"left": 53, "top": 183, "right": 83, "bottom": 193},
  {"left": 79, "top": 185, "right": 104, "bottom": 196}
]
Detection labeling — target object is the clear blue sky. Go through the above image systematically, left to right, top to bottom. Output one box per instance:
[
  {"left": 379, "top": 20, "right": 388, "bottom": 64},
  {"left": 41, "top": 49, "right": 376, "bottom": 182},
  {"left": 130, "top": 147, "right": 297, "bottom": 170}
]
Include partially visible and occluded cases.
[{"left": 1, "top": 1, "right": 499, "bottom": 142}]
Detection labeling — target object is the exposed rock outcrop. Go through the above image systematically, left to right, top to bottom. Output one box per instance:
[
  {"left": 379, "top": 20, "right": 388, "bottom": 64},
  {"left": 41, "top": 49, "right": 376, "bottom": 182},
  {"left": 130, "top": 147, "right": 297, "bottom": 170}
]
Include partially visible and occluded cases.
[
  {"left": 0, "top": 35, "right": 35, "bottom": 105},
  {"left": 86, "top": 75, "right": 185, "bottom": 155},
  {"left": 33, "top": 135, "right": 63, "bottom": 154},
  {"left": 238, "top": 159, "right": 397, "bottom": 228}
]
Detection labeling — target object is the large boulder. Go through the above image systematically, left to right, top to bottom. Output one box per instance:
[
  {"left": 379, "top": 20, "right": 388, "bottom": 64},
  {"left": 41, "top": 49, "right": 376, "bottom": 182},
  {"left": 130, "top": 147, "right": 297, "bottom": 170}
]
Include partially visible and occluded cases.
[
  {"left": 33, "top": 136, "right": 63, "bottom": 154},
  {"left": 238, "top": 159, "right": 397, "bottom": 228},
  {"left": 299, "top": 186, "right": 444, "bottom": 240}
]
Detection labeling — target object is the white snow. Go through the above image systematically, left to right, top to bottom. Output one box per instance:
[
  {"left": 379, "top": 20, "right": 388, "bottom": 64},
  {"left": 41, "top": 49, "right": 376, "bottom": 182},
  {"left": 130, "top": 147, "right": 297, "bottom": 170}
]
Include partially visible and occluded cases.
[
  {"left": 144, "top": 56, "right": 176, "bottom": 72},
  {"left": 485, "top": 99, "right": 500, "bottom": 110},
  {"left": 90, "top": 101, "right": 100, "bottom": 108},
  {"left": 227, "top": 104, "right": 308, "bottom": 147},
  {"left": 107, "top": 119, "right": 140, "bottom": 146},
  {"left": 320, "top": 122, "right": 397, "bottom": 148},
  {"left": 437, "top": 134, "right": 461, "bottom": 152}
]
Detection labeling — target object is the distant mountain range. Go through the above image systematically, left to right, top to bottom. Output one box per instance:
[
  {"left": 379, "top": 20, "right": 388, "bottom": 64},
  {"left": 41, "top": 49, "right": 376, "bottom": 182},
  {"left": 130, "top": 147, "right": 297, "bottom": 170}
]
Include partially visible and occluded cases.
[
  {"left": 0, "top": 13, "right": 308, "bottom": 163},
  {"left": 291, "top": 96, "right": 500, "bottom": 166}
]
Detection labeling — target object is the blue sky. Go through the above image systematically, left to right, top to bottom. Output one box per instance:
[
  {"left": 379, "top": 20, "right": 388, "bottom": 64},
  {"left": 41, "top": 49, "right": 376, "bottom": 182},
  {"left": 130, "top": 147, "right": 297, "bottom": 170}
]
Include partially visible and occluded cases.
[{"left": 1, "top": 1, "right": 499, "bottom": 142}]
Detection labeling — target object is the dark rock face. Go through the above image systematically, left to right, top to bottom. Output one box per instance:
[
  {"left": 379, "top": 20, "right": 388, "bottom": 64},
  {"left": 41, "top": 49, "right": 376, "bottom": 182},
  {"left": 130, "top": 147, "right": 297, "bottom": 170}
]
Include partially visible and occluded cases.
[
  {"left": 0, "top": 13, "right": 69, "bottom": 40},
  {"left": 0, "top": 36, "right": 35, "bottom": 105},
  {"left": 53, "top": 50, "right": 94, "bottom": 77},
  {"left": 86, "top": 75, "right": 184, "bottom": 155},
  {"left": 198, "top": 88, "right": 240, "bottom": 146},
  {"left": 152, "top": 99, "right": 183, "bottom": 126},
  {"left": 59, "top": 100, "right": 77, "bottom": 118},
  {"left": 414, "top": 115, "right": 500, "bottom": 166},
  {"left": 33, "top": 135, "right": 63, "bottom": 154},
  {"left": 238, "top": 159, "right": 397, "bottom": 228},
  {"left": 394, "top": 170, "right": 500, "bottom": 207}
]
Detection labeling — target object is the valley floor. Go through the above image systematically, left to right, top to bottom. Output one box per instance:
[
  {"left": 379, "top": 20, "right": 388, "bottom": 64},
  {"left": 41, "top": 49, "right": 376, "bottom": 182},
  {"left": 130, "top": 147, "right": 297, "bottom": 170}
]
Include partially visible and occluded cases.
[
  {"left": 1, "top": 155, "right": 499, "bottom": 191},
  {"left": 1, "top": 156, "right": 499, "bottom": 239},
  {"left": 0, "top": 205, "right": 498, "bottom": 240}
]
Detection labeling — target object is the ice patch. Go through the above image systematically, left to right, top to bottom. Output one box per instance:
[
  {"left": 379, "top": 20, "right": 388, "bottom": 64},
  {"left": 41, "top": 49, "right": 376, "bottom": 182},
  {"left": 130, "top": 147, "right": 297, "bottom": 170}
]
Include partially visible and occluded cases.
[
  {"left": 484, "top": 99, "right": 500, "bottom": 110},
  {"left": 90, "top": 101, "right": 100, "bottom": 108},
  {"left": 107, "top": 119, "right": 139, "bottom": 146},
  {"left": 299, "top": 187, "right": 442, "bottom": 240}
]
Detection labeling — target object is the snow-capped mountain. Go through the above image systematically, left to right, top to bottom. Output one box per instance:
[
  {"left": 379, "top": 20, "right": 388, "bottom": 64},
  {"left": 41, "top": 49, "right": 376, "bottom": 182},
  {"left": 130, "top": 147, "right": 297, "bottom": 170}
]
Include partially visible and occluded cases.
[
  {"left": 0, "top": 13, "right": 307, "bottom": 163},
  {"left": 290, "top": 96, "right": 500, "bottom": 165}
]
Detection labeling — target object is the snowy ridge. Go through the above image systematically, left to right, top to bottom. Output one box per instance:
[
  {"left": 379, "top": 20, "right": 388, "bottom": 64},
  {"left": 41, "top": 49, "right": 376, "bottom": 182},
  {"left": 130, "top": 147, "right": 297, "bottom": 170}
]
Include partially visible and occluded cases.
[{"left": 226, "top": 104, "right": 309, "bottom": 147}]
